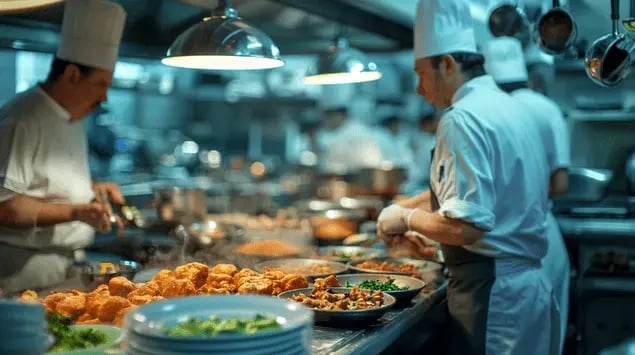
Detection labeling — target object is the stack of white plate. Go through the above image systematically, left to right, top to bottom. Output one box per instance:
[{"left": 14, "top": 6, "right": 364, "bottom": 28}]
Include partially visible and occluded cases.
[
  {"left": 124, "top": 295, "right": 313, "bottom": 355},
  {"left": 0, "top": 300, "right": 49, "bottom": 354}
]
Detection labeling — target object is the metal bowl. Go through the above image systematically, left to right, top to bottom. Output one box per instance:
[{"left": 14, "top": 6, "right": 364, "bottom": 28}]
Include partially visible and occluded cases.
[
  {"left": 317, "top": 246, "right": 387, "bottom": 263},
  {"left": 348, "top": 257, "right": 442, "bottom": 279},
  {"left": 253, "top": 258, "right": 348, "bottom": 280},
  {"left": 79, "top": 261, "right": 141, "bottom": 290},
  {"left": 334, "top": 273, "right": 426, "bottom": 304},
  {"left": 277, "top": 287, "right": 395, "bottom": 325}
]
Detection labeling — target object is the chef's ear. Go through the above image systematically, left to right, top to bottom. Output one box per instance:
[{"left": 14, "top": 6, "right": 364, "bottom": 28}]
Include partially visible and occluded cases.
[
  {"left": 437, "top": 55, "right": 458, "bottom": 80},
  {"left": 60, "top": 63, "right": 83, "bottom": 84}
]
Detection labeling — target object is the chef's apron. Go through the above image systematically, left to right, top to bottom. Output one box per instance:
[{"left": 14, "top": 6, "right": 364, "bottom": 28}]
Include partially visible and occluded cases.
[{"left": 429, "top": 149, "right": 556, "bottom": 355}]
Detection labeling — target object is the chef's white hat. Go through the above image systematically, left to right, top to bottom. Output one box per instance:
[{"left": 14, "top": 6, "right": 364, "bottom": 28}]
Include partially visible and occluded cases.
[
  {"left": 57, "top": 0, "right": 126, "bottom": 72},
  {"left": 414, "top": 0, "right": 477, "bottom": 60},
  {"left": 482, "top": 37, "right": 528, "bottom": 83}
]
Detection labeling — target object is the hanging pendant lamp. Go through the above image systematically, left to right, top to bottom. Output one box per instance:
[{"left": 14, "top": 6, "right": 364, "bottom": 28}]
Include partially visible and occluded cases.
[
  {"left": 162, "top": 0, "right": 284, "bottom": 70},
  {"left": 303, "top": 38, "right": 382, "bottom": 85}
]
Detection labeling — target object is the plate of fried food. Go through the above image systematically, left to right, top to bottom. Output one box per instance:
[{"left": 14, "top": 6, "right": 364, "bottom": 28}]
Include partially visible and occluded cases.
[
  {"left": 233, "top": 239, "right": 303, "bottom": 259},
  {"left": 317, "top": 246, "right": 387, "bottom": 263},
  {"left": 348, "top": 257, "right": 443, "bottom": 279},
  {"left": 253, "top": 258, "right": 348, "bottom": 280},
  {"left": 332, "top": 274, "right": 426, "bottom": 304},
  {"left": 277, "top": 275, "right": 396, "bottom": 324}
]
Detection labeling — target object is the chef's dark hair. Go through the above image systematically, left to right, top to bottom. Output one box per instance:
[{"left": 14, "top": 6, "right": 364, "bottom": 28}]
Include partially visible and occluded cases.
[
  {"left": 430, "top": 52, "right": 485, "bottom": 79},
  {"left": 47, "top": 57, "right": 95, "bottom": 81}
]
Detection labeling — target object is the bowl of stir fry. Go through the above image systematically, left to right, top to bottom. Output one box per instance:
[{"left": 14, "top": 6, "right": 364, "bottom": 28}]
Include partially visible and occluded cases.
[{"left": 334, "top": 274, "right": 426, "bottom": 304}]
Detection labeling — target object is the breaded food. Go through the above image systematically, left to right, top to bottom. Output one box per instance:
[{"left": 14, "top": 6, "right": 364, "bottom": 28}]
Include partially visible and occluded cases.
[
  {"left": 234, "top": 240, "right": 301, "bottom": 257},
  {"left": 174, "top": 262, "right": 209, "bottom": 289},
  {"left": 210, "top": 263, "right": 238, "bottom": 276},
  {"left": 233, "top": 268, "right": 260, "bottom": 284},
  {"left": 151, "top": 269, "right": 175, "bottom": 289},
  {"left": 263, "top": 270, "right": 285, "bottom": 281},
  {"left": 281, "top": 274, "right": 309, "bottom": 292},
  {"left": 314, "top": 275, "right": 340, "bottom": 290},
  {"left": 109, "top": 276, "right": 137, "bottom": 297},
  {"left": 237, "top": 277, "right": 273, "bottom": 295},
  {"left": 160, "top": 279, "right": 197, "bottom": 298},
  {"left": 127, "top": 281, "right": 160, "bottom": 298},
  {"left": 197, "top": 284, "right": 231, "bottom": 295},
  {"left": 18, "top": 290, "right": 39, "bottom": 303},
  {"left": 43, "top": 293, "right": 67, "bottom": 314},
  {"left": 55, "top": 294, "right": 87, "bottom": 318},
  {"left": 97, "top": 296, "right": 131, "bottom": 323},
  {"left": 113, "top": 306, "right": 136, "bottom": 327},
  {"left": 76, "top": 313, "right": 98, "bottom": 324}
]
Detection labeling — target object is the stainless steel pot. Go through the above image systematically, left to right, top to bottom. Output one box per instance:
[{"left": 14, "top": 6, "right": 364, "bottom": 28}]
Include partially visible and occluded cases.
[
  {"left": 535, "top": 0, "right": 577, "bottom": 55},
  {"left": 488, "top": 3, "right": 531, "bottom": 46},
  {"left": 354, "top": 167, "right": 407, "bottom": 199},
  {"left": 558, "top": 167, "right": 614, "bottom": 202},
  {"left": 154, "top": 187, "right": 206, "bottom": 226}
]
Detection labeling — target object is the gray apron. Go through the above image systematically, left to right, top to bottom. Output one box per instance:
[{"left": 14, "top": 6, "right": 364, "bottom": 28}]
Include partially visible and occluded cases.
[{"left": 430, "top": 148, "right": 495, "bottom": 355}]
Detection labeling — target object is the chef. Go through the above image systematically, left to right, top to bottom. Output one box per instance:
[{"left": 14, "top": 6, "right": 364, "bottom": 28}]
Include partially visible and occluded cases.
[
  {"left": 0, "top": 0, "right": 127, "bottom": 293},
  {"left": 376, "top": 0, "right": 555, "bottom": 354},
  {"left": 483, "top": 36, "right": 570, "bottom": 354},
  {"left": 375, "top": 115, "right": 415, "bottom": 171}
]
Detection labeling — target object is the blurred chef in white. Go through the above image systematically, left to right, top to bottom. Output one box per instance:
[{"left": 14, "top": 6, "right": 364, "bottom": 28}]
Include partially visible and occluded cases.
[
  {"left": 0, "top": 0, "right": 127, "bottom": 293},
  {"left": 375, "top": 0, "right": 555, "bottom": 353},
  {"left": 483, "top": 36, "right": 570, "bottom": 354},
  {"left": 316, "top": 105, "right": 384, "bottom": 174},
  {"left": 402, "top": 109, "right": 440, "bottom": 194},
  {"left": 375, "top": 115, "right": 415, "bottom": 170}
]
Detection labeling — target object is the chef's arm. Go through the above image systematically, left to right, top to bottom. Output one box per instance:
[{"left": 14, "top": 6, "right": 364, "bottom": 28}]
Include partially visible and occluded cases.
[
  {"left": 549, "top": 168, "right": 568, "bottom": 197},
  {"left": 397, "top": 190, "right": 432, "bottom": 212},
  {"left": 0, "top": 194, "right": 107, "bottom": 228},
  {"left": 407, "top": 209, "right": 484, "bottom": 246}
]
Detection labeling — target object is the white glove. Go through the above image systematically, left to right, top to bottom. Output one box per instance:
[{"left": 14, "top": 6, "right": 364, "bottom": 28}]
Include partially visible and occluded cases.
[
  {"left": 376, "top": 204, "right": 417, "bottom": 237},
  {"left": 403, "top": 231, "right": 438, "bottom": 247}
]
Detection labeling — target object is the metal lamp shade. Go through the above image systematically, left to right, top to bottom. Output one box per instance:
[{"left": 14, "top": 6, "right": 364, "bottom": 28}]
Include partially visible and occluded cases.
[
  {"left": 162, "top": 14, "right": 284, "bottom": 70},
  {"left": 304, "top": 39, "right": 382, "bottom": 85}
]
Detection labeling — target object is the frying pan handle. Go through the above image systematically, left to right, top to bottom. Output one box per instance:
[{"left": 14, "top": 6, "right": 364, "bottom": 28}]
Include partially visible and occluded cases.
[{"left": 612, "top": 0, "right": 621, "bottom": 34}]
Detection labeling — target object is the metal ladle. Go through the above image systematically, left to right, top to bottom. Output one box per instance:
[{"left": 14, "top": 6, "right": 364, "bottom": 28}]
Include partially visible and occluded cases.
[
  {"left": 535, "top": 0, "right": 577, "bottom": 55},
  {"left": 584, "top": 0, "right": 633, "bottom": 87},
  {"left": 488, "top": 3, "right": 532, "bottom": 47}
]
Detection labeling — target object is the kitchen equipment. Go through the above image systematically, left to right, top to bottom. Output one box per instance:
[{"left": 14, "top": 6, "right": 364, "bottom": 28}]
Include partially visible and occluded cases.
[
  {"left": 535, "top": 0, "right": 577, "bottom": 55},
  {"left": 585, "top": 0, "right": 632, "bottom": 87},
  {"left": 488, "top": 3, "right": 531, "bottom": 46},
  {"left": 626, "top": 150, "right": 635, "bottom": 194},
  {"left": 354, "top": 167, "right": 407, "bottom": 199},
  {"left": 555, "top": 167, "right": 613, "bottom": 202},
  {"left": 153, "top": 187, "right": 206, "bottom": 226},
  {"left": 338, "top": 196, "right": 385, "bottom": 220},
  {"left": 295, "top": 199, "right": 340, "bottom": 213},
  {"left": 308, "top": 209, "right": 367, "bottom": 245},
  {"left": 173, "top": 220, "right": 245, "bottom": 251},
  {"left": 343, "top": 233, "right": 380, "bottom": 247},
  {"left": 317, "top": 246, "right": 387, "bottom": 263},
  {"left": 348, "top": 257, "right": 443, "bottom": 282},
  {"left": 253, "top": 258, "right": 348, "bottom": 280},
  {"left": 79, "top": 261, "right": 140, "bottom": 290},
  {"left": 334, "top": 273, "right": 426, "bottom": 304},
  {"left": 277, "top": 287, "right": 395, "bottom": 325}
]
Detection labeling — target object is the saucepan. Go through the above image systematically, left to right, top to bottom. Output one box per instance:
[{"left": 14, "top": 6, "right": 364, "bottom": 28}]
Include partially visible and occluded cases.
[
  {"left": 535, "top": 0, "right": 577, "bottom": 55},
  {"left": 585, "top": 0, "right": 633, "bottom": 87},
  {"left": 488, "top": 3, "right": 532, "bottom": 47}
]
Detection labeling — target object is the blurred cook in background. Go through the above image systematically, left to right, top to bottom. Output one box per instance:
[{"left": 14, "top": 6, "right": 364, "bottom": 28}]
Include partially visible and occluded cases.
[
  {"left": 402, "top": 108, "right": 440, "bottom": 195},
  {"left": 375, "top": 114, "right": 415, "bottom": 171}
]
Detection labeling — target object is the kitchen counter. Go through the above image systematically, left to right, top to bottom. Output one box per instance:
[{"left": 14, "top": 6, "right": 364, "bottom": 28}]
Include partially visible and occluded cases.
[{"left": 557, "top": 216, "right": 635, "bottom": 243}]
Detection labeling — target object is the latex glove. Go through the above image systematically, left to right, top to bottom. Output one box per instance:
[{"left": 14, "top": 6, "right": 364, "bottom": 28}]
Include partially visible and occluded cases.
[{"left": 377, "top": 204, "right": 417, "bottom": 238}]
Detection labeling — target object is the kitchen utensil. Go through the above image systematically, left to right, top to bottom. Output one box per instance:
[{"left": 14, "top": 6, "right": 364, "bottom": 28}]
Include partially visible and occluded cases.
[
  {"left": 535, "top": 0, "right": 577, "bottom": 55},
  {"left": 585, "top": 0, "right": 633, "bottom": 87},
  {"left": 488, "top": 3, "right": 531, "bottom": 46},
  {"left": 353, "top": 166, "right": 407, "bottom": 199},
  {"left": 556, "top": 167, "right": 614, "bottom": 202},
  {"left": 153, "top": 187, "right": 206, "bottom": 226},
  {"left": 338, "top": 196, "right": 384, "bottom": 220},
  {"left": 173, "top": 220, "right": 245, "bottom": 250},
  {"left": 317, "top": 246, "right": 387, "bottom": 263},
  {"left": 253, "top": 258, "right": 348, "bottom": 280},
  {"left": 79, "top": 260, "right": 140, "bottom": 290},
  {"left": 334, "top": 273, "right": 426, "bottom": 304},
  {"left": 277, "top": 287, "right": 395, "bottom": 325}
]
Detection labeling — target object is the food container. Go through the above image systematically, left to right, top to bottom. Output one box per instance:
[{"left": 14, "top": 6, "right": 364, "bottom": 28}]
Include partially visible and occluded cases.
[
  {"left": 354, "top": 167, "right": 407, "bottom": 199},
  {"left": 557, "top": 167, "right": 613, "bottom": 202},
  {"left": 338, "top": 196, "right": 385, "bottom": 220},
  {"left": 308, "top": 209, "right": 366, "bottom": 245},
  {"left": 79, "top": 261, "right": 140, "bottom": 290}
]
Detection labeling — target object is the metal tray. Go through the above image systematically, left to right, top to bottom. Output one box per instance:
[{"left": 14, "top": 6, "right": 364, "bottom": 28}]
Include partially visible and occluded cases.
[
  {"left": 317, "top": 246, "right": 387, "bottom": 263},
  {"left": 348, "top": 257, "right": 442, "bottom": 277},
  {"left": 253, "top": 258, "right": 348, "bottom": 279},
  {"left": 333, "top": 273, "right": 426, "bottom": 304},
  {"left": 277, "top": 287, "right": 396, "bottom": 325}
]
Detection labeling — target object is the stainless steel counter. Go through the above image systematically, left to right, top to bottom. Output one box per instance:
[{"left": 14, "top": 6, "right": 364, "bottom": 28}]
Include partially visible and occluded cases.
[{"left": 557, "top": 217, "right": 635, "bottom": 241}]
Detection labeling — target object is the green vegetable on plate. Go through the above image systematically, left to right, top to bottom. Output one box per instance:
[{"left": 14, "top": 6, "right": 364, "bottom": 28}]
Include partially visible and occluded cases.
[
  {"left": 345, "top": 279, "right": 409, "bottom": 291},
  {"left": 47, "top": 314, "right": 108, "bottom": 352},
  {"left": 164, "top": 314, "right": 281, "bottom": 337}
]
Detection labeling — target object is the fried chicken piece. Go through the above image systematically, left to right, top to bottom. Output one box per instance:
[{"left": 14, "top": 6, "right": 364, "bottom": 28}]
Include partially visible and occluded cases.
[
  {"left": 174, "top": 262, "right": 209, "bottom": 289},
  {"left": 210, "top": 263, "right": 238, "bottom": 276},
  {"left": 233, "top": 268, "right": 260, "bottom": 284},
  {"left": 151, "top": 269, "right": 175, "bottom": 289},
  {"left": 263, "top": 270, "right": 285, "bottom": 281},
  {"left": 206, "top": 273, "right": 235, "bottom": 291},
  {"left": 281, "top": 274, "right": 309, "bottom": 292},
  {"left": 313, "top": 275, "right": 340, "bottom": 291},
  {"left": 108, "top": 276, "right": 137, "bottom": 297},
  {"left": 237, "top": 277, "right": 273, "bottom": 295},
  {"left": 160, "top": 279, "right": 197, "bottom": 298},
  {"left": 127, "top": 281, "right": 160, "bottom": 299},
  {"left": 197, "top": 284, "right": 231, "bottom": 295},
  {"left": 18, "top": 290, "right": 39, "bottom": 303},
  {"left": 43, "top": 293, "right": 67, "bottom": 314},
  {"left": 55, "top": 294, "right": 87, "bottom": 318},
  {"left": 97, "top": 296, "right": 131, "bottom": 323},
  {"left": 113, "top": 305, "right": 136, "bottom": 327},
  {"left": 75, "top": 316, "right": 101, "bottom": 325}
]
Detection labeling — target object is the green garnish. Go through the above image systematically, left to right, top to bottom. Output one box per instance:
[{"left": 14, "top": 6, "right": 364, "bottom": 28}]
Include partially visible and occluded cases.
[
  {"left": 345, "top": 279, "right": 409, "bottom": 291},
  {"left": 47, "top": 314, "right": 108, "bottom": 352},
  {"left": 164, "top": 314, "right": 281, "bottom": 337}
]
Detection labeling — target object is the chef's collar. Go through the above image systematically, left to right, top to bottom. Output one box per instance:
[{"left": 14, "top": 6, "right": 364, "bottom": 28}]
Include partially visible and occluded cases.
[
  {"left": 452, "top": 75, "right": 498, "bottom": 104},
  {"left": 35, "top": 85, "right": 72, "bottom": 122}
]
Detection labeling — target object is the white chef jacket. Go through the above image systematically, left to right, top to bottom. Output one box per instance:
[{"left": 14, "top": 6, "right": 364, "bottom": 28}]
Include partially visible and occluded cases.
[
  {"left": 431, "top": 75, "right": 550, "bottom": 261},
  {"left": 0, "top": 86, "right": 95, "bottom": 250},
  {"left": 318, "top": 120, "right": 385, "bottom": 174}
]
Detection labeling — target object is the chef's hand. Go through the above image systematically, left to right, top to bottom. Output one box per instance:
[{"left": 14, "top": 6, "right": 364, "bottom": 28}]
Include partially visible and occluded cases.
[
  {"left": 92, "top": 182, "right": 125, "bottom": 206},
  {"left": 72, "top": 202, "right": 116, "bottom": 233},
  {"left": 376, "top": 204, "right": 417, "bottom": 238},
  {"left": 386, "top": 232, "right": 438, "bottom": 259}
]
